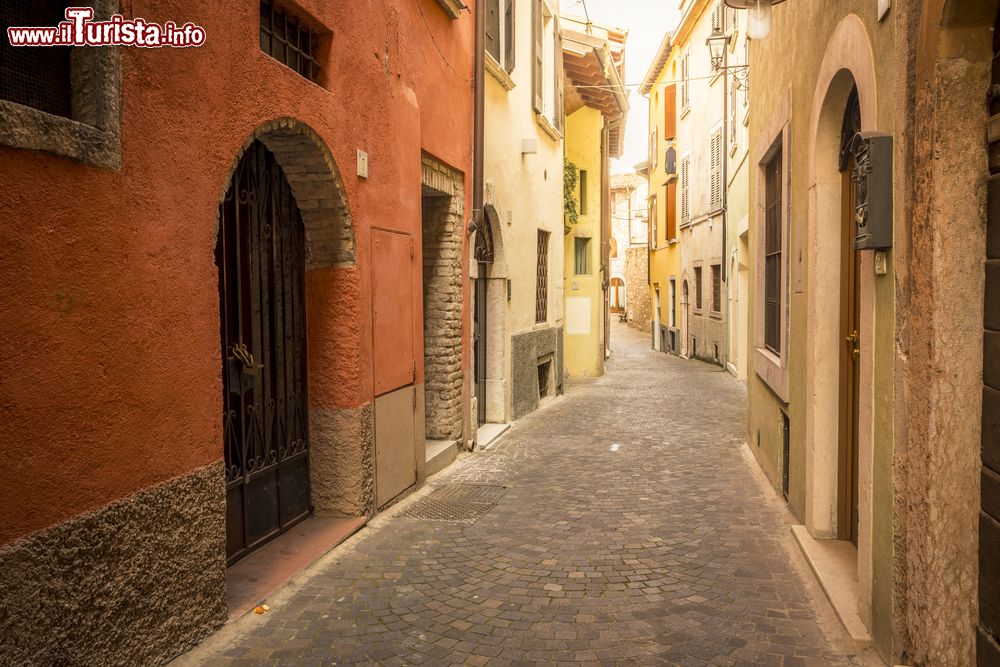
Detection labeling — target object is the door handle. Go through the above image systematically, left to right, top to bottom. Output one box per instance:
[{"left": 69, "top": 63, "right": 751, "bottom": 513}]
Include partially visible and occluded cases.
[
  {"left": 845, "top": 331, "right": 860, "bottom": 359},
  {"left": 230, "top": 343, "right": 262, "bottom": 373}
]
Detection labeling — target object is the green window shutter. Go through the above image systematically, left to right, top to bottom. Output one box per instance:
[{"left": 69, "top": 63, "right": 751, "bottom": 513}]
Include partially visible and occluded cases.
[
  {"left": 486, "top": 0, "right": 500, "bottom": 62},
  {"left": 504, "top": 0, "right": 515, "bottom": 72}
]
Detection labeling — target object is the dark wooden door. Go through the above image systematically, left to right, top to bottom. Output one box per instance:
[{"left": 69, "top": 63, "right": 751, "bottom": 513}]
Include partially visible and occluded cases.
[
  {"left": 217, "top": 140, "right": 310, "bottom": 565},
  {"left": 840, "top": 153, "right": 861, "bottom": 546},
  {"left": 474, "top": 267, "right": 488, "bottom": 425}
]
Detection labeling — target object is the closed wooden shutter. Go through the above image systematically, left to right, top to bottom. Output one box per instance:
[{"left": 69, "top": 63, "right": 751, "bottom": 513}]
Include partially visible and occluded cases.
[
  {"left": 486, "top": 0, "right": 500, "bottom": 62},
  {"left": 504, "top": 0, "right": 515, "bottom": 72},
  {"left": 532, "top": 0, "right": 543, "bottom": 113},
  {"left": 554, "top": 16, "right": 563, "bottom": 129},
  {"left": 664, "top": 84, "right": 676, "bottom": 140},
  {"left": 710, "top": 129, "right": 723, "bottom": 210},
  {"left": 681, "top": 157, "right": 690, "bottom": 223}
]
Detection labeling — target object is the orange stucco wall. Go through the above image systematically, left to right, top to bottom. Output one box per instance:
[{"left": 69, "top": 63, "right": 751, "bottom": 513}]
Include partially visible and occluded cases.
[{"left": 0, "top": 0, "right": 474, "bottom": 545}]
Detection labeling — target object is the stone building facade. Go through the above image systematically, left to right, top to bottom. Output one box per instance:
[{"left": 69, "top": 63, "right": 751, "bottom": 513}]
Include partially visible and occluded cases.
[
  {"left": 479, "top": 0, "right": 566, "bottom": 425},
  {"left": 0, "top": 1, "right": 473, "bottom": 664},
  {"left": 744, "top": 1, "right": 999, "bottom": 664},
  {"left": 610, "top": 173, "right": 649, "bottom": 330}
]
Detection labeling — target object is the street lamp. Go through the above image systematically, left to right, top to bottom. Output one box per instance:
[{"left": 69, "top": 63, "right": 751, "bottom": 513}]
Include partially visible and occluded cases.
[
  {"left": 723, "top": 0, "right": 786, "bottom": 40},
  {"left": 705, "top": 28, "right": 749, "bottom": 90},
  {"left": 706, "top": 28, "right": 728, "bottom": 71}
]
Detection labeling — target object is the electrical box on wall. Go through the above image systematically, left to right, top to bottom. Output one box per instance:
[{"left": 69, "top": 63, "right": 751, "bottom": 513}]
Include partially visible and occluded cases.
[
  {"left": 851, "top": 132, "right": 893, "bottom": 250},
  {"left": 357, "top": 150, "right": 369, "bottom": 179}
]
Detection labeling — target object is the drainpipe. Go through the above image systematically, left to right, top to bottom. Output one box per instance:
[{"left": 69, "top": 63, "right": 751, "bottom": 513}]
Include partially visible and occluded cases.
[
  {"left": 468, "top": 0, "right": 485, "bottom": 451},
  {"left": 721, "top": 42, "right": 730, "bottom": 371}
]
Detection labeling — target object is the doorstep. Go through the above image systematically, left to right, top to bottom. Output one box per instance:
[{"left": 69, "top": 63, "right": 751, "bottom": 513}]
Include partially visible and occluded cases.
[
  {"left": 476, "top": 422, "right": 510, "bottom": 450},
  {"left": 426, "top": 439, "right": 458, "bottom": 476},
  {"left": 226, "top": 515, "right": 366, "bottom": 619},
  {"left": 791, "top": 525, "right": 872, "bottom": 643}
]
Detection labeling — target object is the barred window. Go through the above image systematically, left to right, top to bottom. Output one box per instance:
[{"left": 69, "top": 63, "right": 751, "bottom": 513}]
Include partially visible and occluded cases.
[
  {"left": 0, "top": 1, "right": 72, "bottom": 118},
  {"left": 260, "top": 1, "right": 321, "bottom": 81},
  {"left": 764, "top": 144, "right": 783, "bottom": 354},
  {"left": 536, "top": 230, "right": 550, "bottom": 322},
  {"left": 711, "top": 264, "right": 721, "bottom": 313},
  {"left": 694, "top": 266, "right": 703, "bottom": 311}
]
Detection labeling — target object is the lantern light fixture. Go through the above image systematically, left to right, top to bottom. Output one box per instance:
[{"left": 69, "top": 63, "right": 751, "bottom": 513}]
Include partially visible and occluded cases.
[
  {"left": 723, "top": 0, "right": 787, "bottom": 40},
  {"left": 706, "top": 28, "right": 728, "bottom": 71}
]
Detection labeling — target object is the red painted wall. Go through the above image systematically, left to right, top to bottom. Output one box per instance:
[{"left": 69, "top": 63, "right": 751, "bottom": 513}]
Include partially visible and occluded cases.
[{"left": 0, "top": 0, "right": 474, "bottom": 545}]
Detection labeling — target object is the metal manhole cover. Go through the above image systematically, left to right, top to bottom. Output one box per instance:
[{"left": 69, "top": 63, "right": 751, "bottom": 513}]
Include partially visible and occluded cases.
[
  {"left": 399, "top": 484, "right": 507, "bottom": 522},
  {"left": 429, "top": 484, "right": 507, "bottom": 504}
]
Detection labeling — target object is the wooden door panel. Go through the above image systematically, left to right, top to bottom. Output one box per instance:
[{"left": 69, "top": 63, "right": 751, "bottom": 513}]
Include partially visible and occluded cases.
[
  {"left": 372, "top": 229, "right": 415, "bottom": 396},
  {"left": 375, "top": 385, "right": 417, "bottom": 507}
]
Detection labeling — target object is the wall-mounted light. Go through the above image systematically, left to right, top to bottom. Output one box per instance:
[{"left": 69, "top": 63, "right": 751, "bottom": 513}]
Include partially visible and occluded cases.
[
  {"left": 724, "top": 0, "right": 787, "bottom": 40},
  {"left": 705, "top": 27, "right": 749, "bottom": 91},
  {"left": 706, "top": 28, "right": 728, "bottom": 71}
]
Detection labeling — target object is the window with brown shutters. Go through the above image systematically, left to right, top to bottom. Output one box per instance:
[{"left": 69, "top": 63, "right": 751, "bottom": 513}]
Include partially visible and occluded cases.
[
  {"left": 532, "top": 0, "right": 544, "bottom": 114},
  {"left": 664, "top": 84, "right": 677, "bottom": 141},
  {"left": 710, "top": 129, "right": 723, "bottom": 210},
  {"left": 764, "top": 144, "right": 783, "bottom": 354},
  {"left": 536, "top": 230, "right": 550, "bottom": 322}
]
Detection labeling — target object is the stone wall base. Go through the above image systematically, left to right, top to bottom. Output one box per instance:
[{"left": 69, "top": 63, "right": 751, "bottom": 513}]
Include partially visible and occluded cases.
[
  {"left": 511, "top": 326, "right": 563, "bottom": 420},
  {"left": 310, "top": 404, "right": 375, "bottom": 517},
  {"left": 0, "top": 462, "right": 227, "bottom": 666}
]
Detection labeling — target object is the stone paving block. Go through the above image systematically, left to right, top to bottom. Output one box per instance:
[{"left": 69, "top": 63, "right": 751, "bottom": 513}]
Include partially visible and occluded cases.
[{"left": 178, "top": 325, "right": 865, "bottom": 666}]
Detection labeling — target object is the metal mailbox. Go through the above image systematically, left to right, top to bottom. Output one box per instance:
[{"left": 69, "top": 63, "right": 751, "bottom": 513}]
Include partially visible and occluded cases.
[{"left": 850, "top": 131, "right": 893, "bottom": 250}]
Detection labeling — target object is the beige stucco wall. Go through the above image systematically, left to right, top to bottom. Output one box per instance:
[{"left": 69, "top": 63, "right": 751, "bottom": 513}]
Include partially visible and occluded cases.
[
  {"left": 482, "top": 0, "right": 564, "bottom": 422},
  {"left": 676, "top": 0, "right": 728, "bottom": 364},
  {"left": 746, "top": 2, "right": 897, "bottom": 660}
]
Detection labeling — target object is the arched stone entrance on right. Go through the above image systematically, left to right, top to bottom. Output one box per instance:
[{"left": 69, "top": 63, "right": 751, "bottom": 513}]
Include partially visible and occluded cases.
[{"left": 911, "top": 2, "right": 998, "bottom": 663}]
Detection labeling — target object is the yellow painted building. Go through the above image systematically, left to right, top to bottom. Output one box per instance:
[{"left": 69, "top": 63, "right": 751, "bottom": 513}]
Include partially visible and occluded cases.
[
  {"left": 560, "top": 17, "right": 628, "bottom": 379},
  {"left": 640, "top": 34, "right": 682, "bottom": 354}
]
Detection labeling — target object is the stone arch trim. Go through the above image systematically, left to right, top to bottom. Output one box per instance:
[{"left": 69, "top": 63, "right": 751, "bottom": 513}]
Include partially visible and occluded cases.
[
  {"left": 908, "top": 2, "right": 999, "bottom": 664},
  {"left": 801, "top": 13, "right": 880, "bottom": 637},
  {"left": 222, "top": 117, "right": 355, "bottom": 268},
  {"left": 421, "top": 153, "right": 466, "bottom": 440}
]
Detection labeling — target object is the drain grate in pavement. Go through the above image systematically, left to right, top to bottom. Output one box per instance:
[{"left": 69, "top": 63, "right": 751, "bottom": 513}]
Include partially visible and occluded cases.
[{"left": 400, "top": 484, "right": 507, "bottom": 522}]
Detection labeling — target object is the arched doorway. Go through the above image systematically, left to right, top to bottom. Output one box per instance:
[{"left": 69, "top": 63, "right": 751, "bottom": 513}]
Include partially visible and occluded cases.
[
  {"left": 216, "top": 119, "right": 359, "bottom": 563},
  {"left": 218, "top": 140, "right": 309, "bottom": 564},
  {"left": 610, "top": 278, "right": 625, "bottom": 315}
]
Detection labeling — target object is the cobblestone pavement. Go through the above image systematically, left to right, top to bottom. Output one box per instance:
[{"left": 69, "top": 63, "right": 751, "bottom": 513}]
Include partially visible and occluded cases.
[{"left": 179, "top": 323, "right": 867, "bottom": 666}]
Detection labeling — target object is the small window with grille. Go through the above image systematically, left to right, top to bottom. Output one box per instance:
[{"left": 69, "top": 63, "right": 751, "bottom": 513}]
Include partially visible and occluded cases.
[
  {"left": 0, "top": 0, "right": 120, "bottom": 168},
  {"left": 0, "top": 1, "right": 73, "bottom": 118},
  {"left": 260, "top": 1, "right": 322, "bottom": 82},
  {"left": 536, "top": 230, "right": 550, "bottom": 323},
  {"left": 711, "top": 264, "right": 721, "bottom": 313},
  {"left": 694, "top": 266, "right": 703, "bottom": 311}
]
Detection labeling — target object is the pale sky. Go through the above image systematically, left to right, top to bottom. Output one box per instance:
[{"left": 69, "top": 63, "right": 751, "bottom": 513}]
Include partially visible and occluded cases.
[{"left": 562, "top": 0, "right": 681, "bottom": 174}]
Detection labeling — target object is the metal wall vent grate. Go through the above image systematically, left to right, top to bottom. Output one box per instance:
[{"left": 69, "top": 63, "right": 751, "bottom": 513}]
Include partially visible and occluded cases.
[{"left": 400, "top": 484, "right": 507, "bottom": 522}]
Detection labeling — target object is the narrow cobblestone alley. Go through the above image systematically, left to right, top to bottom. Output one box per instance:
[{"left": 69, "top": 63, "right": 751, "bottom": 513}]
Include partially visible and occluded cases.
[{"left": 177, "top": 324, "right": 867, "bottom": 667}]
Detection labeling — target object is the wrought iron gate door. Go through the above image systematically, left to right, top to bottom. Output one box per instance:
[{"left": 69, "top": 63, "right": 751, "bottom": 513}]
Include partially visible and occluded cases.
[{"left": 217, "top": 140, "right": 310, "bottom": 565}]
